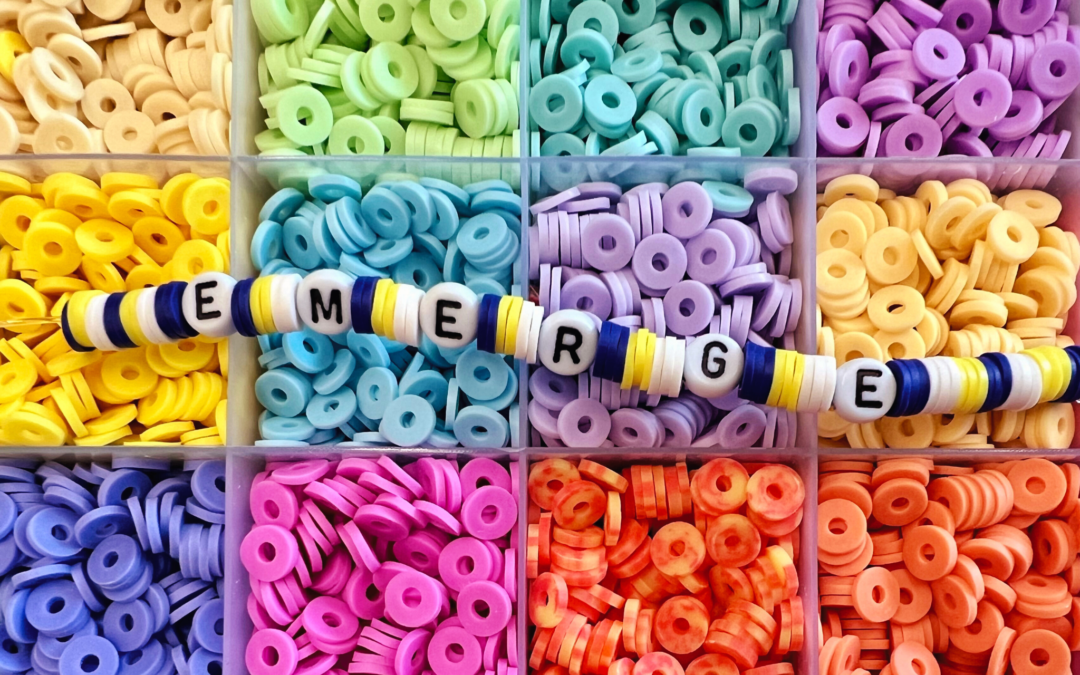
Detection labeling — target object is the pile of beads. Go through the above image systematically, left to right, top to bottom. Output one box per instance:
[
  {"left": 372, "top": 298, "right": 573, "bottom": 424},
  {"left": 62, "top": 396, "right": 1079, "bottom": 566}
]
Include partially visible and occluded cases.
[
  {"left": 0, "top": 0, "right": 231, "bottom": 154},
  {"left": 252, "top": 0, "right": 520, "bottom": 156},
  {"left": 529, "top": 0, "right": 800, "bottom": 156},
  {"left": 816, "top": 0, "right": 1077, "bottom": 158},
  {"left": 0, "top": 170, "right": 229, "bottom": 445},
  {"left": 528, "top": 171, "right": 805, "bottom": 447},
  {"left": 817, "top": 173, "right": 1079, "bottom": 449},
  {"left": 251, "top": 174, "right": 521, "bottom": 447},
  {"left": 243, "top": 456, "right": 519, "bottom": 675},
  {"left": 818, "top": 456, "right": 1080, "bottom": 675},
  {"left": 0, "top": 457, "right": 226, "bottom": 675},
  {"left": 527, "top": 458, "right": 805, "bottom": 675}
]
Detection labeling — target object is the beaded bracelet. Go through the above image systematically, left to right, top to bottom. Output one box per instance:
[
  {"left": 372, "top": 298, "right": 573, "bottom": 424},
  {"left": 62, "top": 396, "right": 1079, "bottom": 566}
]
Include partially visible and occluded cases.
[{"left": 53, "top": 271, "right": 1080, "bottom": 423}]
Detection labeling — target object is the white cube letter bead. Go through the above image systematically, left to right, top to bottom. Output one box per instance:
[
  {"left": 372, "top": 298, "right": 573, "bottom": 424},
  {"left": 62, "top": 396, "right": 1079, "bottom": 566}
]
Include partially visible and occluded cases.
[
  {"left": 297, "top": 269, "right": 353, "bottom": 335},
  {"left": 182, "top": 272, "right": 236, "bottom": 338},
  {"left": 419, "top": 282, "right": 479, "bottom": 349},
  {"left": 537, "top": 309, "right": 599, "bottom": 376},
  {"left": 683, "top": 334, "right": 743, "bottom": 399},
  {"left": 833, "top": 358, "right": 896, "bottom": 423}
]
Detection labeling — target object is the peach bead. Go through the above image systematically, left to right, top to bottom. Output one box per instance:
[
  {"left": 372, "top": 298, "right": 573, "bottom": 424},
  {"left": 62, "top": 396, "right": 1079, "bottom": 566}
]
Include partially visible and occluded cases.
[
  {"left": 529, "top": 459, "right": 582, "bottom": 510},
  {"left": 690, "top": 459, "right": 749, "bottom": 516},
  {"left": 1007, "top": 459, "right": 1067, "bottom": 515},
  {"left": 872, "top": 478, "right": 929, "bottom": 526},
  {"left": 551, "top": 480, "right": 607, "bottom": 530},
  {"left": 818, "top": 498, "right": 868, "bottom": 556},
  {"left": 705, "top": 514, "right": 760, "bottom": 568},
  {"left": 650, "top": 521, "right": 706, "bottom": 577},
  {"left": 902, "top": 525, "right": 958, "bottom": 581},
  {"left": 851, "top": 566, "right": 900, "bottom": 622},
  {"left": 889, "top": 568, "right": 932, "bottom": 624},
  {"left": 529, "top": 572, "right": 569, "bottom": 628},
  {"left": 930, "top": 574, "right": 978, "bottom": 628},
  {"left": 654, "top": 596, "right": 709, "bottom": 654},
  {"left": 949, "top": 600, "right": 1004, "bottom": 653},
  {"left": 1009, "top": 629, "right": 1071, "bottom": 675},
  {"left": 889, "top": 643, "right": 939, "bottom": 675}
]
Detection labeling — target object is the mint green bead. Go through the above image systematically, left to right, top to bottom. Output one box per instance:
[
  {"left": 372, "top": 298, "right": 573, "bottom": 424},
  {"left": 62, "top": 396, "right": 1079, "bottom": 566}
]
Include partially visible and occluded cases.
[
  {"left": 252, "top": 0, "right": 309, "bottom": 43},
  {"left": 567, "top": 0, "right": 619, "bottom": 45},
  {"left": 604, "top": 0, "right": 654, "bottom": 34},
  {"left": 672, "top": 1, "right": 723, "bottom": 51},
  {"left": 622, "top": 21, "right": 667, "bottom": 50},
  {"left": 542, "top": 23, "right": 564, "bottom": 75},
  {"left": 560, "top": 28, "right": 613, "bottom": 70},
  {"left": 751, "top": 29, "right": 785, "bottom": 71},
  {"left": 427, "top": 35, "right": 479, "bottom": 68},
  {"left": 529, "top": 39, "right": 543, "bottom": 85},
  {"left": 715, "top": 41, "right": 751, "bottom": 79},
  {"left": 361, "top": 42, "right": 419, "bottom": 101},
  {"left": 611, "top": 47, "right": 661, "bottom": 81},
  {"left": 686, "top": 51, "right": 722, "bottom": 86},
  {"left": 748, "top": 64, "right": 777, "bottom": 104},
  {"left": 632, "top": 72, "right": 668, "bottom": 111},
  {"left": 583, "top": 73, "right": 635, "bottom": 135},
  {"left": 530, "top": 74, "right": 583, "bottom": 133},
  {"left": 276, "top": 85, "right": 334, "bottom": 147},
  {"left": 781, "top": 86, "right": 799, "bottom": 145},
  {"left": 680, "top": 88, "right": 724, "bottom": 146},
  {"left": 721, "top": 98, "right": 777, "bottom": 156},
  {"left": 634, "top": 110, "right": 677, "bottom": 154},
  {"left": 540, "top": 132, "right": 585, "bottom": 155},
  {"left": 702, "top": 181, "right": 752, "bottom": 214}
]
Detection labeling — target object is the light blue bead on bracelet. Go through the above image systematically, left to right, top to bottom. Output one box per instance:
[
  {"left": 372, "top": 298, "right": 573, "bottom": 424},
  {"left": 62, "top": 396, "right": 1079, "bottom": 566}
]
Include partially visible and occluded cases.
[
  {"left": 530, "top": 74, "right": 583, "bottom": 133},
  {"left": 283, "top": 329, "right": 335, "bottom": 373},
  {"left": 256, "top": 368, "right": 313, "bottom": 418},
  {"left": 306, "top": 387, "right": 357, "bottom": 429},
  {"left": 379, "top": 395, "right": 437, "bottom": 446},
  {"left": 453, "top": 406, "right": 509, "bottom": 447}
]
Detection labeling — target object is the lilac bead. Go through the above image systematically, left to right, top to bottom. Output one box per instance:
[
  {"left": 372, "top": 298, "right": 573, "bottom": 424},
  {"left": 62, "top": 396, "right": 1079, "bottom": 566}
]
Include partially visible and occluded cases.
[
  {"left": 939, "top": 0, "right": 992, "bottom": 47},
  {"left": 999, "top": 0, "right": 1055, "bottom": 34},
  {"left": 913, "top": 28, "right": 965, "bottom": 79},
  {"left": 830, "top": 40, "right": 870, "bottom": 98},
  {"left": 1027, "top": 41, "right": 1080, "bottom": 99},
  {"left": 954, "top": 69, "right": 1013, "bottom": 126},
  {"left": 818, "top": 97, "right": 871, "bottom": 154},
  {"left": 883, "top": 112, "right": 944, "bottom": 156},
  {"left": 660, "top": 182, "right": 712, "bottom": 239},
  {"left": 580, "top": 215, "right": 635, "bottom": 271},
  {"left": 685, "top": 229, "right": 736, "bottom": 285},
  {"left": 631, "top": 233, "right": 687, "bottom": 290},
  {"left": 560, "top": 272, "right": 612, "bottom": 319},
  {"left": 663, "top": 280, "right": 715, "bottom": 336},
  {"left": 555, "top": 399, "right": 611, "bottom": 447},
  {"left": 714, "top": 404, "right": 768, "bottom": 446},
  {"left": 609, "top": 409, "right": 661, "bottom": 446}
]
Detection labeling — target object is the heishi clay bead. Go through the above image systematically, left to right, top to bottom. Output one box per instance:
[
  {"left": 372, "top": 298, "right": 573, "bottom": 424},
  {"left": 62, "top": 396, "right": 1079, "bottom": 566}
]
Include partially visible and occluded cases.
[
  {"left": 0, "top": 0, "right": 232, "bottom": 155},
  {"left": 251, "top": 0, "right": 520, "bottom": 158},
  {"left": 528, "top": 0, "right": 801, "bottom": 157},
  {"left": 816, "top": 0, "right": 1078, "bottom": 159},
  {"left": 0, "top": 170, "right": 229, "bottom": 446},
  {"left": 527, "top": 171, "right": 815, "bottom": 448},
  {"left": 252, "top": 173, "right": 523, "bottom": 448},
  {"left": 816, "top": 173, "right": 1079, "bottom": 450},
  {"left": 242, "top": 456, "right": 519, "bottom": 675},
  {"left": 817, "top": 457, "right": 1080, "bottom": 675},
  {"left": 0, "top": 458, "right": 226, "bottom": 675},
  {"left": 526, "top": 458, "right": 805, "bottom": 675}
]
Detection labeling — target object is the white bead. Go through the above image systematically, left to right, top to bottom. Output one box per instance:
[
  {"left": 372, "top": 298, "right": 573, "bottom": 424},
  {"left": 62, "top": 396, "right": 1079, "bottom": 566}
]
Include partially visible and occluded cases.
[
  {"left": 296, "top": 269, "right": 353, "bottom": 335},
  {"left": 182, "top": 272, "right": 235, "bottom": 338},
  {"left": 271, "top": 274, "right": 303, "bottom": 334},
  {"left": 419, "top": 282, "right": 478, "bottom": 349},
  {"left": 394, "top": 285, "right": 424, "bottom": 347},
  {"left": 136, "top": 287, "right": 173, "bottom": 345},
  {"left": 84, "top": 293, "right": 119, "bottom": 352},
  {"left": 514, "top": 301, "right": 535, "bottom": 362},
  {"left": 526, "top": 305, "right": 544, "bottom": 365},
  {"left": 537, "top": 309, "right": 597, "bottom": 375},
  {"left": 683, "top": 334, "right": 743, "bottom": 399},
  {"left": 647, "top": 336, "right": 667, "bottom": 397},
  {"left": 660, "top": 337, "right": 685, "bottom": 398},
  {"left": 1002, "top": 353, "right": 1041, "bottom": 411},
  {"left": 795, "top": 354, "right": 817, "bottom": 412},
  {"left": 814, "top": 355, "right": 837, "bottom": 412},
  {"left": 928, "top": 357, "right": 962, "bottom": 413},
  {"left": 833, "top": 358, "right": 895, "bottom": 423}
]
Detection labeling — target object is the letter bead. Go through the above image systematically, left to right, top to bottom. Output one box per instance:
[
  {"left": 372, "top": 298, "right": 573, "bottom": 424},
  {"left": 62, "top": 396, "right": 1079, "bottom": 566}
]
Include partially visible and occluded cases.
[
  {"left": 296, "top": 269, "right": 353, "bottom": 335},
  {"left": 182, "top": 273, "right": 236, "bottom": 339},
  {"left": 419, "top": 282, "right": 479, "bottom": 349},
  {"left": 537, "top": 309, "right": 599, "bottom": 376},
  {"left": 683, "top": 334, "right": 743, "bottom": 399},
  {"left": 833, "top": 358, "right": 896, "bottom": 423}
]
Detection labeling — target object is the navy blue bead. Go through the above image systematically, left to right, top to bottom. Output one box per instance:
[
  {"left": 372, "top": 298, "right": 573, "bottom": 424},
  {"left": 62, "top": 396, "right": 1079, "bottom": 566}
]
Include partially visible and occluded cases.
[
  {"left": 351, "top": 277, "right": 378, "bottom": 334},
  {"left": 230, "top": 278, "right": 258, "bottom": 338},
  {"left": 103, "top": 293, "right": 137, "bottom": 350},
  {"left": 61, "top": 305, "right": 95, "bottom": 353},
  {"left": 609, "top": 324, "right": 630, "bottom": 383},
  {"left": 739, "top": 342, "right": 775, "bottom": 404},
  {"left": 981, "top": 352, "right": 1013, "bottom": 412}
]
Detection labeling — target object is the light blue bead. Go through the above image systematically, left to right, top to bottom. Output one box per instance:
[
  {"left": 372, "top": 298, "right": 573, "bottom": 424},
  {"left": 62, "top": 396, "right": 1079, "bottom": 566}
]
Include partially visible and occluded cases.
[
  {"left": 309, "top": 174, "right": 362, "bottom": 203},
  {"left": 465, "top": 180, "right": 513, "bottom": 196},
  {"left": 387, "top": 182, "right": 435, "bottom": 233},
  {"left": 361, "top": 187, "right": 411, "bottom": 239},
  {"left": 259, "top": 188, "right": 305, "bottom": 223},
  {"left": 470, "top": 190, "right": 521, "bottom": 216},
  {"left": 427, "top": 191, "right": 460, "bottom": 241},
  {"left": 332, "top": 197, "right": 376, "bottom": 248},
  {"left": 297, "top": 201, "right": 324, "bottom": 220},
  {"left": 326, "top": 203, "right": 364, "bottom": 254},
  {"left": 310, "top": 213, "right": 342, "bottom": 267},
  {"left": 456, "top": 213, "right": 509, "bottom": 263},
  {"left": 282, "top": 216, "right": 323, "bottom": 270},
  {"left": 250, "top": 221, "right": 282, "bottom": 271},
  {"left": 413, "top": 232, "right": 448, "bottom": 262},
  {"left": 363, "top": 236, "right": 413, "bottom": 268},
  {"left": 444, "top": 242, "right": 466, "bottom": 283},
  {"left": 391, "top": 253, "right": 442, "bottom": 290},
  {"left": 339, "top": 254, "right": 388, "bottom": 279},
  {"left": 259, "top": 259, "right": 295, "bottom": 276},
  {"left": 467, "top": 277, "right": 509, "bottom": 296},
  {"left": 282, "top": 329, "right": 335, "bottom": 373},
  {"left": 347, "top": 333, "right": 390, "bottom": 367},
  {"left": 256, "top": 334, "right": 280, "bottom": 353},
  {"left": 418, "top": 335, "right": 452, "bottom": 368},
  {"left": 380, "top": 336, "right": 408, "bottom": 354},
  {"left": 257, "top": 348, "right": 289, "bottom": 370},
  {"left": 313, "top": 349, "right": 356, "bottom": 395},
  {"left": 456, "top": 349, "right": 512, "bottom": 400},
  {"left": 468, "top": 366, "right": 517, "bottom": 411},
  {"left": 355, "top": 367, "right": 398, "bottom": 420},
  {"left": 256, "top": 368, "right": 313, "bottom": 418},
  {"left": 400, "top": 370, "right": 448, "bottom": 412},
  {"left": 445, "top": 377, "right": 460, "bottom": 426},
  {"left": 306, "top": 387, "right": 357, "bottom": 429},
  {"left": 379, "top": 395, "right": 436, "bottom": 446},
  {"left": 509, "top": 403, "right": 520, "bottom": 447},
  {"left": 453, "top": 406, "right": 509, "bottom": 447},
  {"left": 259, "top": 415, "right": 316, "bottom": 442},
  {"left": 307, "top": 428, "right": 340, "bottom": 445},
  {"left": 426, "top": 429, "right": 459, "bottom": 448},
  {"left": 348, "top": 432, "right": 392, "bottom": 446}
]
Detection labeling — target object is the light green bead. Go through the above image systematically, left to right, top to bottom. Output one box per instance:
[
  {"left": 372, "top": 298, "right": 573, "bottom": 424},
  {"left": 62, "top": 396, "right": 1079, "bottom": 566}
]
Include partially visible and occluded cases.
[
  {"left": 252, "top": 0, "right": 310, "bottom": 43},
  {"left": 359, "top": 0, "right": 413, "bottom": 42},
  {"left": 430, "top": 0, "right": 487, "bottom": 40},
  {"left": 487, "top": 0, "right": 519, "bottom": 44},
  {"left": 411, "top": 1, "right": 456, "bottom": 47},
  {"left": 495, "top": 25, "right": 519, "bottom": 79},
  {"left": 427, "top": 35, "right": 479, "bottom": 68},
  {"left": 442, "top": 38, "right": 494, "bottom": 79},
  {"left": 362, "top": 41, "right": 419, "bottom": 100},
  {"left": 277, "top": 85, "right": 335, "bottom": 146},
  {"left": 328, "top": 115, "right": 386, "bottom": 153}
]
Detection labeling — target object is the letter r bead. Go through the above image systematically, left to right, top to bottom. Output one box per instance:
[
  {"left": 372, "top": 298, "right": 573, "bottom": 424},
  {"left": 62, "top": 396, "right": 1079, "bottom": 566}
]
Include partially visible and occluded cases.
[{"left": 537, "top": 310, "right": 599, "bottom": 376}]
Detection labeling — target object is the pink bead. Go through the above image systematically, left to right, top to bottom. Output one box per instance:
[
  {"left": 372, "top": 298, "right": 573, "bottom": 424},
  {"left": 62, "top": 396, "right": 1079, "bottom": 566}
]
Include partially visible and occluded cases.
[
  {"left": 458, "top": 458, "right": 512, "bottom": 500},
  {"left": 271, "top": 460, "right": 332, "bottom": 485},
  {"left": 251, "top": 479, "right": 299, "bottom": 529},
  {"left": 460, "top": 487, "right": 516, "bottom": 540},
  {"left": 241, "top": 525, "right": 299, "bottom": 582},
  {"left": 385, "top": 571, "right": 445, "bottom": 628},
  {"left": 456, "top": 581, "right": 511, "bottom": 637},
  {"left": 303, "top": 596, "right": 359, "bottom": 643},
  {"left": 427, "top": 627, "right": 482, "bottom": 675},
  {"left": 395, "top": 629, "right": 433, "bottom": 675},
  {"left": 247, "top": 630, "right": 298, "bottom": 675}
]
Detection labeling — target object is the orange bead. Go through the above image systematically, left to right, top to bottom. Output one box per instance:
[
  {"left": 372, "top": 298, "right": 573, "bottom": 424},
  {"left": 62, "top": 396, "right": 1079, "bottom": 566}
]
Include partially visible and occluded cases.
[
  {"left": 650, "top": 521, "right": 706, "bottom": 577},
  {"left": 654, "top": 595, "right": 709, "bottom": 654}
]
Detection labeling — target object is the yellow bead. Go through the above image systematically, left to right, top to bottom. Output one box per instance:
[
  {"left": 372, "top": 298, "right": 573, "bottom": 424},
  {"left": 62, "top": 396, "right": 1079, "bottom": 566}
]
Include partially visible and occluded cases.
[
  {"left": 0, "top": 32, "right": 30, "bottom": 83},
  {"left": 100, "top": 173, "right": 159, "bottom": 195},
  {"left": 160, "top": 173, "right": 200, "bottom": 226},
  {"left": 182, "top": 178, "right": 230, "bottom": 235},
  {"left": 54, "top": 181, "right": 109, "bottom": 220},
  {"left": 108, "top": 191, "right": 164, "bottom": 227},
  {"left": 0, "top": 195, "right": 44, "bottom": 249},
  {"left": 132, "top": 217, "right": 185, "bottom": 264},
  {"left": 75, "top": 219, "right": 135, "bottom": 263},
  {"left": 25, "top": 222, "right": 81, "bottom": 276},
  {"left": 170, "top": 240, "right": 225, "bottom": 281},
  {"left": 81, "top": 260, "right": 125, "bottom": 292},
  {"left": 126, "top": 265, "right": 164, "bottom": 291},
  {"left": 35, "top": 276, "right": 89, "bottom": 294},
  {"left": 371, "top": 278, "right": 392, "bottom": 336},
  {"left": 0, "top": 279, "right": 48, "bottom": 323},
  {"left": 382, "top": 283, "right": 399, "bottom": 340},
  {"left": 66, "top": 289, "right": 104, "bottom": 348},
  {"left": 120, "top": 289, "right": 149, "bottom": 346},
  {"left": 495, "top": 295, "right": 512, "bottom": 355},
  {"left": 501, "top": 296, "right": 523, "bottom": 354},
  {"left": 158, "top": 339, "right": 215, "bottom": 373},
  {"left": 100, "top": 348, "right": 160, "bottom": 402},
  {"left": 46, "top": 351, "right": 101, "bottom": 378},
  {"left": 0, "top": 360, "right": 35, "bottom": 403},
  {"left": 137, "top": 379, "right": 177, "bottom": 426},
  {"left": 50, "top": 389, "right": 87, "bottom": 438},
  {"left": 85, "top": 404, "right": 138, "bottom": 435},
  {"left": 0, "top": 410, "right": 65, "bottom": 446},
  {"left": 140, "top": 420, "right": 195, "bottom": 442},
  {"left": 73, "top": 426, "right": 132, "bottom": 446}
]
